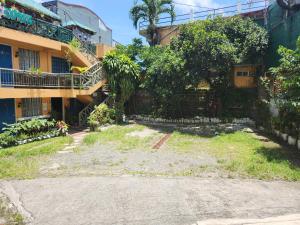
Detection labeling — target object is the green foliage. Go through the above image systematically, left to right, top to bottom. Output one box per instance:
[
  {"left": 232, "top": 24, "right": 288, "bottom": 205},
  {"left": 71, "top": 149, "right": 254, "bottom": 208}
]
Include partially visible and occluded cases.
[
  {"left": 130, "top": 0, "right": 175, "bottom": 46},
  {"left": 171, "top": 16, "right": 268, "bottom": 84},
  {"left": 269, "top": 36, "right": 300, "bottom": 136},
  {"left": 270, "top": 37, "right": 300, "bottom": 103},
  {"left": 103, "top": 51, "right": 139, "bottom": 122},
  {"left": 71, "top": 66, "right": 88, "bottom": 74},
  {"left": 88, "top": 104, "right": 115, "bottom": 130},
  {"left": 0, "top": 119, "right": 69, "bottom": 148},
  {"left": 3, "top": 119, "right": 56, "bottom": 137},
  {"left": 0, "top": 132, "right": 18, "bottom": 148}
]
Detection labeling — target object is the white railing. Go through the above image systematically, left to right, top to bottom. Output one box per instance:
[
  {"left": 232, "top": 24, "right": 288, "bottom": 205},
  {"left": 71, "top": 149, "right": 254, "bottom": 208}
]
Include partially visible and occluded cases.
[
  {"left": 139, "top": 0, "right": 269, "bottom": 30},
  {"left": 0, "top": 65, "right": 106, "bottom": 89}
]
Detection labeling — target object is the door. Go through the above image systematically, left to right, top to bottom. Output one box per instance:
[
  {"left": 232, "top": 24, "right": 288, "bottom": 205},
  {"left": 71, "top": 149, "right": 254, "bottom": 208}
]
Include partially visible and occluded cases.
[
  {"left": 0, "top": 44, "right": 13, "bottom": 86},
  {"left": 51, "top": 98, "right": 63, "bottom": 121},
  {"left": 0, "top": 99, "right": 16, "bottom": 132}
]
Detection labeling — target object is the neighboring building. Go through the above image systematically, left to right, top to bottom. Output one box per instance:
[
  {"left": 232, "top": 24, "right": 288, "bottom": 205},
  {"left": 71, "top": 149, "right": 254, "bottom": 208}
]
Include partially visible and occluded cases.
[
  {"left": 0, "top": 0, "right": 108, "bottom": 131},
  {"left": 42, "top": 0, "right": 113, "bottom": 46}
]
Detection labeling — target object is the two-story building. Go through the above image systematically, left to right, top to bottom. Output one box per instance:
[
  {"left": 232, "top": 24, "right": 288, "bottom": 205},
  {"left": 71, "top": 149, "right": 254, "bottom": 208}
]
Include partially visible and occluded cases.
[{"left": 0, "top": 0, "right": 110, "bottom": 131}]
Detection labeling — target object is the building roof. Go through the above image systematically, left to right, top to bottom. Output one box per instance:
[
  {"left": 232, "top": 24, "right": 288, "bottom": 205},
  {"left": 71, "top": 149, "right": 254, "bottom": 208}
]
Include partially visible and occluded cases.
[
  {"left": 9, "top": 0, "right": 61, "bottom": 20},
  {"left": 62, "top": 21, "right": 96, "bottom": 34}
]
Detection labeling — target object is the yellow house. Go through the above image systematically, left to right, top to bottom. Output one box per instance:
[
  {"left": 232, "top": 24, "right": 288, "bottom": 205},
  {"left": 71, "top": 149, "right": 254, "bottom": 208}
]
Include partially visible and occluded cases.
[{"left": 0, "top": 0, "right": 113, "bottom": 130}]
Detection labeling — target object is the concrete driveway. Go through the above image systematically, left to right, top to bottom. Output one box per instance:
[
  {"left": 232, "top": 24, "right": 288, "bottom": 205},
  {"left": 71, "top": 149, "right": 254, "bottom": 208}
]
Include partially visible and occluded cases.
[{"left": 1, "top": 176, "right": 300, "bottom": 225}]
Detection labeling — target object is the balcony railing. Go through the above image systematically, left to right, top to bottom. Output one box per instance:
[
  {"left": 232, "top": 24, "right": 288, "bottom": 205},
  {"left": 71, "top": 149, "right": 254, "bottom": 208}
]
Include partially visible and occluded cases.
[
  {"left": 0, "top": 16, "right": 74, "bottom": 43},
  {"left": 0, "top": 68, "right": 86, "bottom": 89}
]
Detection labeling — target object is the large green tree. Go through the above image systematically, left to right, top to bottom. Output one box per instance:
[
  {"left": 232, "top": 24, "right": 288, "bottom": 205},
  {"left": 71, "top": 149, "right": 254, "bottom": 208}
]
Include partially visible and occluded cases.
[
  {"left": 130, "top": 0, "right": 175, "bottom": 46},
  {"left": 171, "top": 16, "right": 269, "bottom": 85}
]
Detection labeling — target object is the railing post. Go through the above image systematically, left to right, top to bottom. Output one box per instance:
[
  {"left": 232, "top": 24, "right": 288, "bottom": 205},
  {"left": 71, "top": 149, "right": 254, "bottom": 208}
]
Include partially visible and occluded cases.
[
  {"left": 0, "top": 69, "right": 2, "bottom": 87},
  {"left": 71, "top": 74, "right": 74, "bottom": 89}
]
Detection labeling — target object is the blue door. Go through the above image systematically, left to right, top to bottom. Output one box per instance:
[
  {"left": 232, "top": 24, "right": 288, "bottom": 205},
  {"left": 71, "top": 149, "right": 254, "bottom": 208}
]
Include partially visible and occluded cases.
[
  {"left": 0, "top": 44, "right": 13, "bottom": 86},
  {"left": 0, "top": 99, "right": 16, "bottom": 132}
]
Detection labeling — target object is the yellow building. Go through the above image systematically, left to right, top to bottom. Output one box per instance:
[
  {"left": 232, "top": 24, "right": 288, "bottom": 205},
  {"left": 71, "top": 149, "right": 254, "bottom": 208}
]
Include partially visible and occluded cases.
[{"left": 0, "top": 0, "right": 113, "bottom": 130}]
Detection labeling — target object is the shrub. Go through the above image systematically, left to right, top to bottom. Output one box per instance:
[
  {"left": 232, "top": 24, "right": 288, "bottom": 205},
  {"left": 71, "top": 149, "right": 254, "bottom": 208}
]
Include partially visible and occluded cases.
[
  {"left": 88, "top": 104, "right": 115, "bottom": 130},
  {"left": 3, "top": 119, "right": 56, "bottom": 137},
  {"left": 0, "top": 132, "right": 18, "bottom": 148}
]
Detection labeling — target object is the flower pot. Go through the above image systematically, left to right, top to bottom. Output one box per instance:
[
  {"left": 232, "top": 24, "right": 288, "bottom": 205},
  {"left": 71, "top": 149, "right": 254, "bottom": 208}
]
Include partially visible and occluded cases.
[{"left": 288, "top": 136, "right": 297, "bottom": 146}]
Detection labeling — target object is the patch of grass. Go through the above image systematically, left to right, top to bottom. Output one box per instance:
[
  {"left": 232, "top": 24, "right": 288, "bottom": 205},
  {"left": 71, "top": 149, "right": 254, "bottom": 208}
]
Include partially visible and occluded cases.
[
  {"left": 83, "top": 125, "right": 160, "bottom": 151},
  {"left": 167, "top": 131, "right": 300, "bottom": 181},
  {"left": 166, "top": 132, "right": 210, "bottom": 153},
  {"left": 210, "top": 132, "right": 300, "bottom": 181},
  {"left": 0, "top": 136, "right": 73, "bottom": 179}
]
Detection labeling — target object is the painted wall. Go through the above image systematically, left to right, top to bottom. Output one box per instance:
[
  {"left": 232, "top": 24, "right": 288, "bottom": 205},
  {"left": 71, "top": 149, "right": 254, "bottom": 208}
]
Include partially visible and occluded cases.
[
  {"left": 233, "top": 65, "right": 257, "bottom": 89},
  {"left": 15, "top": 98, "right": 52, "bottom": 119}
]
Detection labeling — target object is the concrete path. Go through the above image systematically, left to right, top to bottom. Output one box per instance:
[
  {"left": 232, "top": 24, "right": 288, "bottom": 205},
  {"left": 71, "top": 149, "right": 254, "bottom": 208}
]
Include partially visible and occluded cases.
[{"left": 1, "top": 177, "right": 300, "bottom": 225}]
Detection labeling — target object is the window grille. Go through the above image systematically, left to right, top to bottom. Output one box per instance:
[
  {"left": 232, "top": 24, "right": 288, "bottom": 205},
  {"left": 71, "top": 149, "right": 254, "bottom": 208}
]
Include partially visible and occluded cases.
[
  {"left": 19, "top": 49, "right": 40, "bottom": 71},
  {"left": 21, "top": 98, "right": 43, "bottom": 118}
]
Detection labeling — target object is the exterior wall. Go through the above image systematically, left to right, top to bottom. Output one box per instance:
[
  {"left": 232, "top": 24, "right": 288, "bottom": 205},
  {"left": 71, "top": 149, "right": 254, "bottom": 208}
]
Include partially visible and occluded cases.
[
  {"left": 266, "top": 0, "right": 300, "bottom": 67},
  {"left": 51, "top": 1, "right": 113, "bottom": 46},
  {"left": 158, "top": 26, "right": 180, "bottom": 46},
  {"left": 96, "top": 44, "right": 114, "bottom": 59},
  {"left": 233, "top": 65, "right": 258, "bottom": 88},
  {"left": 15, "top": 98, "right": 52, "bottom": 120}
]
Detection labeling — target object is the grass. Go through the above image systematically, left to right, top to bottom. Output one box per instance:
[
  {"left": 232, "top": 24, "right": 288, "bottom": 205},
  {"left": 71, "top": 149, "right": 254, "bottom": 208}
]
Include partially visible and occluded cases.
[
  {"left": 83, "top": 124, "right": 160, "bottom": 151},
  {"left": 83, "top": 124, "right": 300, "bottom": 181},
  {"left": 168, "top": 131, "right": 300, "bottom": 181},
  {"left": 0, "top": 136, "right": 73, "bottom": 179},
  {"left": 0, "top": 197, "right": 24, "bottom": 225}
]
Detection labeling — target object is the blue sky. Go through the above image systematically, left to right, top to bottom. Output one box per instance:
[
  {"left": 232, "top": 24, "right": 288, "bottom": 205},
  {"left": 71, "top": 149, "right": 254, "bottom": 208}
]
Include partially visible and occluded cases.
[{"left": 40, "top": 0, "right": 253, "bottom": 44}]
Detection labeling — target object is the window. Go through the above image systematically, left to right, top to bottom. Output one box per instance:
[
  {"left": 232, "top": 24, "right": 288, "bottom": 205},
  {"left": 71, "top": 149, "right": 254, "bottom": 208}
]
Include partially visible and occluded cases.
[
  {"left": 19, "top": 49, "right": 40, "bottom": 70},
  {"left": 52, "top": 57, "right": 70, "bottom": 73},
  {"left": 236, "top": 71, "right": 249, "bottom": 77},
  {"left": 21, "top": 98, "right": 42, "bottom": 118}
]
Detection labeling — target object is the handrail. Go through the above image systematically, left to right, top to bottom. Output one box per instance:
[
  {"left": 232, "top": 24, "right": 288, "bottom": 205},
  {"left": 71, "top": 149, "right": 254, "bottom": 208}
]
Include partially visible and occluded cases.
[
  {"left": 139, "top": 0, "right": 269, "bottom": 30},
  {"left": 0, "top": 67, "right": 83, "bottom": 89}
]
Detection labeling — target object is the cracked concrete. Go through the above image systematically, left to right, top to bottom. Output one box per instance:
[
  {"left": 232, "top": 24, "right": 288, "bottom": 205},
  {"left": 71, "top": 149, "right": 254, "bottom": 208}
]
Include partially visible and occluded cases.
[
  {"left": 1, "top": 177, "right": 300, "bottom": 225},
  {"left": 0, "top": 181, "right": 33, "bottom": 224}
]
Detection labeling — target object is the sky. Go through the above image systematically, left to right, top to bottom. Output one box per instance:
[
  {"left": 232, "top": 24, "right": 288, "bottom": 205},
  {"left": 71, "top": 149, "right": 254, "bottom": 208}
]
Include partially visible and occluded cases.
[{"left": 38, "top": 0, "right": 250, "bottom": 45}]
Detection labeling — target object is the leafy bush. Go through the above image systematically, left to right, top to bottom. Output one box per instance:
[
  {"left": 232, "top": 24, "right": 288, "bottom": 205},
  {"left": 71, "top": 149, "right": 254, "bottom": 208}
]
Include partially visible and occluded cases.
[
  {"left": 88, "top": 104, "right": 115, "bottom": 130},
  {"left": 0, "top": 119, "right": 69, "bottom": 148},
  {"left": 3, "top": 119, "right": 56, "bottom": 137},
  {"left": 0, "top": 132, "right": 18, "bottom": 148}
]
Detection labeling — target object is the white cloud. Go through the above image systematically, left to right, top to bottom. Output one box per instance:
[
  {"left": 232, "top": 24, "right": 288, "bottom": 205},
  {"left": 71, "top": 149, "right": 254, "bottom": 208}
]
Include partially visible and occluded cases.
[{"left": 174, "top": 0, "right": 222, "bottom": 13}]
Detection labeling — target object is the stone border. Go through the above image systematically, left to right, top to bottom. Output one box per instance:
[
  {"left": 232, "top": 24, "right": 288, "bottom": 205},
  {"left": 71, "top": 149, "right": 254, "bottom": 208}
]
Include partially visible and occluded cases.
[
  {"left": 130, "top": 115, "right": 256, "bottom": 126},
  {"left": 272, "top": 129, "right": 300, "bottom": 151}
]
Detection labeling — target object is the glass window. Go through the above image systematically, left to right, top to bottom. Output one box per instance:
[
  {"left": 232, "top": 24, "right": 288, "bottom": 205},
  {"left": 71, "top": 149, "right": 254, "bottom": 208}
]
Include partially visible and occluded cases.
[
  {"left": 19, "top": 49, "right": 40, "bottom": 71},
  {"left": 21, "top": 98, "right": 42, "bottom": 118}
]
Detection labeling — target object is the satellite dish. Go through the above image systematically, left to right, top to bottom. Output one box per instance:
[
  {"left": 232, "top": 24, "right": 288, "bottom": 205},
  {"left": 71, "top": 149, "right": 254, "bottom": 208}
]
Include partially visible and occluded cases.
[{"left": 277, "top": 0, "right": 300, "bottom": 9}]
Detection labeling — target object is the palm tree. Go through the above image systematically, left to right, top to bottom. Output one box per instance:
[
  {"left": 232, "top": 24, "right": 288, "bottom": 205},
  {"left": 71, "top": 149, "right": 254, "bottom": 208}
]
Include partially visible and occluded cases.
[{"left": 130, "top": 0, "right": 175, "bottom": 46}]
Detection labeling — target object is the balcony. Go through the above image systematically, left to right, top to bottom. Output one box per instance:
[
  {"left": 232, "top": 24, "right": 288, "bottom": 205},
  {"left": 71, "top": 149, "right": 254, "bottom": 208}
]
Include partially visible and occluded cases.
[
  {"left": 0, "top": 16, "right": 73, "bottom": 44},
  {"left": 0, "top": 68, "right": 85, "bottom": 89}
]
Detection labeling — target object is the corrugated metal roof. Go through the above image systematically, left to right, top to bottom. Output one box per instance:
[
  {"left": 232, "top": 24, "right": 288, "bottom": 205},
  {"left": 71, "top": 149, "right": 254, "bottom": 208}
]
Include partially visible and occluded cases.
[
  {"left": 10, "top": 0, "right": 61, "bottom": 20},
  {"left": 62, "top": 21, "right": 96, "bottom": 34}
]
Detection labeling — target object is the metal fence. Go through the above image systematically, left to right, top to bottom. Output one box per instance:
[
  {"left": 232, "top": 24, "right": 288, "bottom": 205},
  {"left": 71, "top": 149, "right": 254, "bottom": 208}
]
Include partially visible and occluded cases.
[
  {"left": 139, "top": 0, "right": 269, "bottom": 30},
  {"left": 0, "top": 16, "right": 73, "bottom": 43},
  {"left": 0, "top": 68, "right": 84, "bottom": 89}
]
